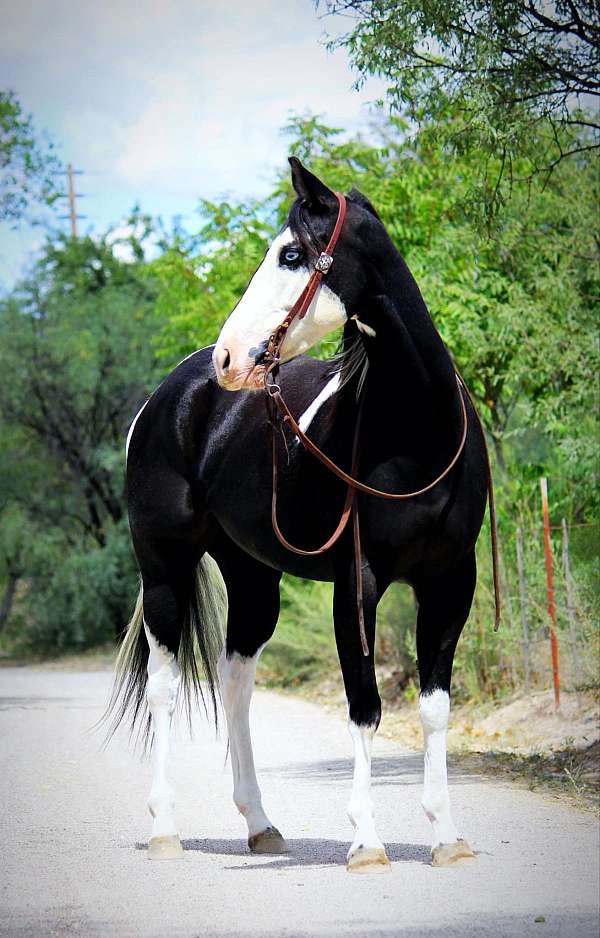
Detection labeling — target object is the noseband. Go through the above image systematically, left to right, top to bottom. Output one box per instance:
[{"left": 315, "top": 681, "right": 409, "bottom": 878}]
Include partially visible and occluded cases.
[{"left": 263, "top": 193, "right": 501, "bottom": 655}]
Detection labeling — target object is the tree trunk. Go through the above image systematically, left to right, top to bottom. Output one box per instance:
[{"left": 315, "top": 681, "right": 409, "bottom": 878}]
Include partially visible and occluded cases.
[{"left": 0, "top": 573, "right": 19, "bottom": 631}]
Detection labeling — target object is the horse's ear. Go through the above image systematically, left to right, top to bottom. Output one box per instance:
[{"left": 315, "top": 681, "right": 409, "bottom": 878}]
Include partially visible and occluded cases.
[{"left": 289, "top": 156, "right": 337, "bottom": 209}]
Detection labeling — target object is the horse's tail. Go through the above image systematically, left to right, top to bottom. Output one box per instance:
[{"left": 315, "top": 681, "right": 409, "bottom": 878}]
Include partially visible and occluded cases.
[{"left": 101, "top": 554, "right": 227, "bottom": 747}]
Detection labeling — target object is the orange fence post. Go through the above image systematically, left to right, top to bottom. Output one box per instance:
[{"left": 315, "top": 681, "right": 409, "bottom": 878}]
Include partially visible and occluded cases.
[{"left": 540, "top": 477, "right": 560, "bottom": 709}]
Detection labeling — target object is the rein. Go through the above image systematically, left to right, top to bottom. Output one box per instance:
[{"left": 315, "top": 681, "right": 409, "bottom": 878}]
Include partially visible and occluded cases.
[{"left": 263, "top": 192, "right": 501, "bottom": 655}]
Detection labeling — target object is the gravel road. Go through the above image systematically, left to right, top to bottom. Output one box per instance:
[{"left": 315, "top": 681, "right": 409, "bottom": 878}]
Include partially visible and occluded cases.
[{"left": 1, "top": 668, "right": 598, "bottom": 938}]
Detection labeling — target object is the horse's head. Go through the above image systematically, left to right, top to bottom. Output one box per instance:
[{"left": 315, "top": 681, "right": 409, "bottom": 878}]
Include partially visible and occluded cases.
[{"left": 213, "top": 158, "right": 383, "bottom": 391}]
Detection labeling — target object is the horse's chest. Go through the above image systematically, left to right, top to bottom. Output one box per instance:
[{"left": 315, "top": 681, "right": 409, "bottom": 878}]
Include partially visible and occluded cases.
[{"left": 200, "top": 440, "right": 349, "bottom": 577}]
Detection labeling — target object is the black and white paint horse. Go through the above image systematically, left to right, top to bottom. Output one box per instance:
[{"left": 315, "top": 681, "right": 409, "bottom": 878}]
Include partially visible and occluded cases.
[{"left": 111, "top": 158, "right": 488, "bottom": 872}]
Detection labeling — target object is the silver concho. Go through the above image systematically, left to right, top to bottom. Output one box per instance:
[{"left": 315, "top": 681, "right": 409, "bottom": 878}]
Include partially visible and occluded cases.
[{"left": 314, "top": 252, "right": 334, "bottom": 274}]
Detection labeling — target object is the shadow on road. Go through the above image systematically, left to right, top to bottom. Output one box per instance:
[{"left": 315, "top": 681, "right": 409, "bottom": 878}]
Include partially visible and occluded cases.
[
  {"left": 263, "top": 754, "right": 481, "bottom": 787},
  {"left": 133, "top": 837, "right": 432, "bottom": 868}
]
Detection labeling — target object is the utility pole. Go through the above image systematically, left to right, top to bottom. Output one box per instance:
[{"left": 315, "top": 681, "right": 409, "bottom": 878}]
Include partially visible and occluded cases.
[
  {"left": 56, "top": 163, "right": 86, "bottom": 237},
  {"left": 66, "top": 163, "right": 77, "bottom": 237}
]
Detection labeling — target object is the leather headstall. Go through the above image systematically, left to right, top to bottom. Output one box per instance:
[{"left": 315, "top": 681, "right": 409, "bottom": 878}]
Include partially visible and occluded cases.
[{"left": 264, "top": 192, "right": 347, "bottom": 376}]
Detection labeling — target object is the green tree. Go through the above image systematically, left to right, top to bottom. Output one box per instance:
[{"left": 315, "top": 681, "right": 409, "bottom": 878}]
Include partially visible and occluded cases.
[
  {"left": 321, "top": 1, "right": 599, "bottom": 216},
  {"left": 0, "top": 90, "right": 60, "bottom": 224},
  {"left": 153, "top": 113, "right": 598, "bottom": 519},
  {"left": 149, "top": 199, "right": 274, "bottom": 366},
  {"left": 0, "top": 226, "right": 161, "bottom": 647}
]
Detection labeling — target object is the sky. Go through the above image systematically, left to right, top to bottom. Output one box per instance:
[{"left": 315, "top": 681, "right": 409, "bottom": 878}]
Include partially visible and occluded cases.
[{"left": 0, "top": 0, "right": 386, "bottom": 289}]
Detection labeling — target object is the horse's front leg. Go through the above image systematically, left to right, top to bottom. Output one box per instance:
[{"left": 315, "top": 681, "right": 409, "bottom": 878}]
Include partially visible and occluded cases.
[
  {"left": 414, "top": 553, "right": 477, "bottom": 867},
  {"left": 333, "top": 554, "right": 391, "bottom": 874},
  {"left": 218, "top": 648, "right": 287, "bottom": 853}
]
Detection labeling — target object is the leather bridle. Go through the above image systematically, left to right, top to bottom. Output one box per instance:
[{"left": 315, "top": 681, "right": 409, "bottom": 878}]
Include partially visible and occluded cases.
[
  {"left": 263, "top": 192, "right": 501, "bottom": 655},
  {"left": 264, "top": 193, "right": 349, "bottom": 372}
]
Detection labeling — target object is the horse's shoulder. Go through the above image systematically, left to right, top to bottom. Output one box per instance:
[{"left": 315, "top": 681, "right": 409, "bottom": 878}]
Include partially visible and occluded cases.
[
  {"left": 162, "top": 345, "right": 216, "bottom": 387},
  {"left": 145, "top": 346, "right": 215, "bottom": 409},
  {"left": 127, "top": 347, "right": 216, "bottom": 460}
]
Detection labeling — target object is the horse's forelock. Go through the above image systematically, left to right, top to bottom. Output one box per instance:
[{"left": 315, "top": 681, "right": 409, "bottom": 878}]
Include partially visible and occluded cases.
[{"left": 287, "top": 198, "right": 326, "bottom": 259}]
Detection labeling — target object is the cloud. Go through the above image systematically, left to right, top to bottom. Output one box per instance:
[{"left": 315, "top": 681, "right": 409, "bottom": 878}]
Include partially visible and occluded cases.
[
  {"left": 1, "top": 0, "right": 387, "bottom": 283},
  {"left": 107, "top": 22, "right": 383, "bottom": 198},
  {"left": 105, "top": 219, "right": 162, "bottom": 263}
]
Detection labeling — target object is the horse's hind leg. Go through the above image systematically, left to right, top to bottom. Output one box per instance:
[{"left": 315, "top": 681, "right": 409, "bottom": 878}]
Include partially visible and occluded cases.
[
  {"left": 213, "top": 538, "right": 286, "bottom": 855},
  {"left": 138, "top": 541, "right": 202, "bottom": 860},
  {"left": 414, "top": 551, "right": 477, "bottom": 867},
  {"left": 333, "top": 555, "right": 390, "bottom": 874},
  {"left": 145, "top": 617, "right": 182, "bottom": 859}
]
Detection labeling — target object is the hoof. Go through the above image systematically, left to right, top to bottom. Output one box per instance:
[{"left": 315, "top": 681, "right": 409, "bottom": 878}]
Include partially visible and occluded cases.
[
  {"left": 248, "top": 827, "right": 288, "bottom": 855},
  {"left": 147, "top": 834, "right": 184, "bottom": 860},
  {"left": 431, "top": 838, "right": 475, "bottom": 867},
  {"left": 347, "top": 847, "right": 391, "bottom": 874}
]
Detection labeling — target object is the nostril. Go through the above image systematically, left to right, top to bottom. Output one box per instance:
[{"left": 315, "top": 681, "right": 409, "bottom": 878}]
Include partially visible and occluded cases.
[{"left": 216, "top": 346, "right": 231, "bottom": 374}]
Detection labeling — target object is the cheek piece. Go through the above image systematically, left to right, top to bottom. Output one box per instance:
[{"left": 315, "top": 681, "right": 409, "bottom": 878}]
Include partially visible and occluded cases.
[{"left": 263, "top": 192, "right": 347, "bottom": 376}]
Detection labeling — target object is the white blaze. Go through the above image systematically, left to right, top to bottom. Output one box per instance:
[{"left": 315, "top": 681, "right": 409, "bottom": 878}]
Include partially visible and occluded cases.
[{"left": 214, "top": 228, "right": 347, "bottom": 386}]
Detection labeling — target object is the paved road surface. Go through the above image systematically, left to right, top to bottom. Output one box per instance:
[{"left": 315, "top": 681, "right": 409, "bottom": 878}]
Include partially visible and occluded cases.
[{"left": 1, "top": 668, "right": 598, "bottom": 937}]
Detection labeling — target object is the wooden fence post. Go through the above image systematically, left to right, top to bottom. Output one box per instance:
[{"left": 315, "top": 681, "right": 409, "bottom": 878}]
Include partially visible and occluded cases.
[
  {"left": 540, "top": 478, "right": 560, "bottom": 709},
  {"left": 562, "top": 518, "right": 581, "bottom": 688},
  {"left": 515, "top": 527, "right": 530, "bottom": 693},
  {"left": 496, "top": 541, "right": 515, "bottom": 686}
]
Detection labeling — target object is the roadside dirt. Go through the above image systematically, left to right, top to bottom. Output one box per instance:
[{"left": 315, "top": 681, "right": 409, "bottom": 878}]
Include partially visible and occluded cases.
[
  {"left": 313, "top": 678, "right": 600, "bottom": 810},
  {"left": 379, "top": 687, "right": 600, "bottom": 755}
]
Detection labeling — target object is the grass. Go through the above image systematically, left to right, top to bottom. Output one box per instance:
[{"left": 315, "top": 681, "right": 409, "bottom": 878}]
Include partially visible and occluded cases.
[
  {"left": 257, "top": 576, "right": 338, "bottom": 688},
  {"left": 0, "top": 642, "right": 116, "bottom": 670}
]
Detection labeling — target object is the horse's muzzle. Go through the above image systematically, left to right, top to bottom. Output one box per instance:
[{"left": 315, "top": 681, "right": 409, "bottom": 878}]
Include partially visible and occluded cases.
[{"left": 212, "top": 345, "right": 265, "bottom": 391}]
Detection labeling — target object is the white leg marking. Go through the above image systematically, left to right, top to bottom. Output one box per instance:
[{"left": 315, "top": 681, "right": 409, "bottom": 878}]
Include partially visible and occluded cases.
[
  {"left": 298, "top": 372, "right": 341, "bottom": 434},
  {"left": 145, "top": 625, "right": 181, "bottom": 838},
  {"left": 218, "top": 648, "right": 274, "bottom": 838},
  {"left": 420, "top": 689, "right": 460, "bottom": 847},
  {"left": 347, "top": 721, "right": 385, "bottom": 858}
]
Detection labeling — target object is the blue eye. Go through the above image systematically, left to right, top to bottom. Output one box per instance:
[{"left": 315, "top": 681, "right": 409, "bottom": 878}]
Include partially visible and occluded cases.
[{"left": 281, "top": 247, "right": 301, "bottom": 266}]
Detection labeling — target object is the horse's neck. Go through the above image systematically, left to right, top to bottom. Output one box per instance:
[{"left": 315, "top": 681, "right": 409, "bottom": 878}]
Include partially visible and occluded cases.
[{"left": 357, "top": 270, "right": 460, "bottom": 463}]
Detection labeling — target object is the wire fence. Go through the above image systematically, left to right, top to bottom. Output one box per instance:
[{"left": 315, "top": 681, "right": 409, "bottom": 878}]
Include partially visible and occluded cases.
[{"left": 465, "top": 483, "right": 599, "bottom": 700}]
